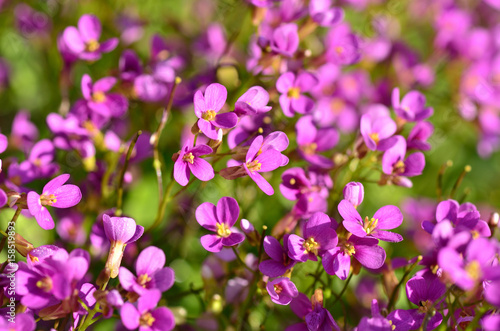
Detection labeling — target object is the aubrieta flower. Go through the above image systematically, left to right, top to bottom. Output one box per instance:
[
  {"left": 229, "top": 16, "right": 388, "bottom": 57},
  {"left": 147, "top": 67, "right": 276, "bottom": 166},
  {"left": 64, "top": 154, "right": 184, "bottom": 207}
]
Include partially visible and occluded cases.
[
  {"left": 309, "top": 0, "right": 344, "bottom": 27},
  {"left": 62, "top": 14, "right": 118, "bottom": 61},
  {"left": 270, "top": 23, "right": 299, "bottom": 57},
  {"left": 325, "top": 23, "right": 361, "bottom": 65},
  {"left": 277, "top": 71, "right": 318, "bottom": 117},
  {"left": 194, "top": 83, "right": 237, "bottom": 139},
  {"left": 234, "top": 86, "right": 272, "bottom": 116},
  {"left": 392, "top": 88, "right": 433, "bottom": 122},
  {"left": 360, "top": 105, "right": 397, "bottom": 151},
  {"left": 296, "top": 115, "right": 338, "bottom": 168},
  {"left": 407, "top": 121, "right": 434, "bottom": 151},
  {"left": 243, "top": 135, "right": 287, "bottom": 195},
  {"left": 382, "top": 135, "right": 425, "bottom": 187},
  {"left": 173, "top": 140, "right": 214, "bottom": 186},
  {"left": 27, "top": 174, "right": 82, "bottom": 230},
  {"left": 343, "top": 182, "right": 364, "bottom": 208},
  {"left": 195, "top": 196, "right": 245, "bottom": 253},
  {"left": 338, "top": 199, "right": 403, "bottom": 242},
  {"left": 288, "top": 212, "right": 338, "bottom": 262},
  {"left": 103, "top": 214, "right": 144, "bottom": 278},
  {"left": 259, "top": 235, "right": 297, "bottom": 277},
  {"left": 322, "top": 235, "right": 386, "bottom": 280},
  {"left": 119, "top": 246, "right": 175, "bottom": 296},
  {"left": 387, "top": 274, "right": 446, "bottom": 331},
  {"left": 266, "top": 277, "right": 299, "bottom": 305},
  {"left": 120, "top": 289, "right": 175, "bottom": 331},
  {"left": 287, "top": 290, "right": 340, "bottom": 331},
  {"left": 356, "top": 299, "right": 412, "bottom": 331},
  {"left": 0, "top": 313, "right": 35, "bottom": 331}
]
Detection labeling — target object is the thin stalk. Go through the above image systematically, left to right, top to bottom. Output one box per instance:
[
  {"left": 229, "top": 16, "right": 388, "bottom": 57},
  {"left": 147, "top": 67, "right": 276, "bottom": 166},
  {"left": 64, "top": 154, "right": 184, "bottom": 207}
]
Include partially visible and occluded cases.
[
  {"left": 115, "top": 131, "right": 142, "bottom": 216},
  {"left": 449, "top": 165, "right": 471, "bottom": 199},
  {"left": 0, "top": 207, "right": 22, "bottom": 253},
  {"left": 387, "top": 256, "right": 423, "bottom": 312},
  {"left": 331, "top": 272, "right": 354, "bottom": 306}
]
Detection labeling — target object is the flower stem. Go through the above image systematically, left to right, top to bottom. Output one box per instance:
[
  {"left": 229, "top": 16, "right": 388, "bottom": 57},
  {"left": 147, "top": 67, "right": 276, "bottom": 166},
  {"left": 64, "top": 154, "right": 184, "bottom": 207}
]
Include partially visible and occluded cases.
[
  {"left": 0, "top": 207, "right": 22, "bottom": 253},
  {"left": 387, "top": 256, "right": 422, "bottom": 312},
  {"left": 331, "top": 272, "right": 354, "bottom": 306}
]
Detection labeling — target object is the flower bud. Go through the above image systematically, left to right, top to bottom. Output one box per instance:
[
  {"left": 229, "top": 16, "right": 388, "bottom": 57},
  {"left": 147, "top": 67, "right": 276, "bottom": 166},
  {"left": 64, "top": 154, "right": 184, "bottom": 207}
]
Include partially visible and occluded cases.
[{"left": 343, "top": 182, "right": 364, "bottom": 208}]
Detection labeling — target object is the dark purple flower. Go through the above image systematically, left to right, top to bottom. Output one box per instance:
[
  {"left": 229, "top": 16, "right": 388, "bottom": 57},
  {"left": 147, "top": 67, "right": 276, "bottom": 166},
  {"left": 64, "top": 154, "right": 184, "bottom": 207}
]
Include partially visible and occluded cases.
[
  {"left": 14, "top": 4, "right": 51, "bottom": 37},
  {"left": 62, "top": 14, "right": 118, "bottom": 61},
  {"left": 119, "top": 49, "right": 143, "bottom": 82},
  {"left": 277, "top": 72, "right": 318, "bottom": 117},
  {"left": 194, "top": 83, "right": 237, "bottom": 139},
  {"left": 234, "top": 86, "right": 272, "bottom": 116},
  {"left": 392, "top": 88, "right": 433, "bottom": 122},
  {"left": 173, "top": 140, "right": 214, "bottom": 186},
  {"left": 27, "top": 174, "right": 82, "bottom": 230},
  {"left": 343, "top": 182, "right": 364, "bottom": 208},
  {"left": 196, "top": 197, "right": 245, "bottom": 253},
  {"left": 338, "top": 199, "right": 403, "bottom": 242},
  {"left": 288, "top": 212, "right": 338, "bottom": 262},
  {"left": 103, "top": 214, "right": 144, "bottom": 278},
  {"left": 259, "top": 235, "right": 297, "bottom": 277},
  {"left": 322, "top": 235, "right": 386, "bottom": 280},
  {"left": 119, "top": 246, "right": 175, "bottom": 295},
  {"left": 387, "top": 275, "right": 446, "bottom": 331},
  {"left": 266, "top": 277, "right": 299, "bottom": 305},
  {"left": 120, "top": 289, "right": 175, "bottom": 331},
  {"left": 287, "top": 291, "right": 340, "bottom": 331}
]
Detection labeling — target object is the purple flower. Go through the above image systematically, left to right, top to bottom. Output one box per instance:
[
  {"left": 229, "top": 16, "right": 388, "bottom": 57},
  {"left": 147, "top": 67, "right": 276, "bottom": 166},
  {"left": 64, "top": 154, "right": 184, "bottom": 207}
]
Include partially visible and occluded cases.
[
  {"left": 309, "top": 0, "right": 344, "bottom": 27},
  {"left": 14, "top": 4, "right": 51, "bottom": 37},
  {"left": 62, "top": 14, "right": 118, "bottom": 61},
  {"left": 270, "top": 23, "right": 299, "bottom": 57},
  {"left": 325, "top": 23, "right": 361, "bottom": 65},
  {"left": 119, "top": 49, "right": 143, "bottom": 82},
  {"left": 277, "top": 72, "right": 318, "bottom": 117},
  {"left": 194, "top": 83, "right": 237, "bottom": 139},
  {"left": 234, "top": 86, "right": 272, "bottom": 116},
  {"left": 392, "top": 88, "right": 433, "bottom": 122},
  {"left": 360, "top": 105, "right": 397, "bottom": 151},
  {"left": 10, "top": 110, "right": 39, "bottom": 152},
  {"left": 296, "top": 115, "right": 338, "bottom": 168},
  {"left": 407, "top": 121, "right": 434, "bottom": 151},
  {"left": 243, "top": 135, "right": 285, "bottom": 195},
  {"left": 382, "top": 135, "right": 425, "bottom": 187},
  {"left": 173, "top": 140, "right": 214, "bottom": 186},
  {"left": 27, "top": 174, "right": 82, "bottom": 230},
  {"left": 343, "top": 182, "right": 364, "bottom": 208},
  {"left": 195, "top": 197, "right": 245, "bottom": 253},
  {"left": 338, "top": 199, "right": 403, "bottom": 242},
  {"left": 288, "top": 212, "right": 338, "bottom": 262},
  {"left": 103, "top": 214, "right": 144, "bottom": 278},
  {"left": 259, "top": 235, "right": 297, "bottom": 277},
  {"left": 322, "top": 235, "right": 386, "bottom": 280},
  {"left": 119, "top": 246, "right": 175, "bottom": 296},
  {"left": 387, "top": 275, "right": 446, "bottom": 331},
  {"left": 266, "top": 277, "right": 299, "bottom": 305},
  {"left": 120, "top": 289, "right": 175, "bottom": 331},
  {"left": 287, "top": 291, "right": 340, "bottom": 331},
  {"left": 356, "top": 299, "right": 412, "bottom": 331},
  {"left": 0, "top": 313, "right": 35, "bottom": 331}
]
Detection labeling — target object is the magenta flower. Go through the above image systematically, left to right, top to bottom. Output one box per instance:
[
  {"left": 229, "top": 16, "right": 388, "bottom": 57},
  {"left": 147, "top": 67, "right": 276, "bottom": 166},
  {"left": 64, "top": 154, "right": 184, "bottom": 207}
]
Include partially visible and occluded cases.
[
  {"left": 309, "top": 0, "right": 343, "bottom": 27},
  {"left": 62, "top": 14, "right": 118, "bottom": 61},
  {"left": 270, "top": 23, "right": 299, "bottom": 57},
  {"left": 325, "top": 23, "right": 361, "bottom": 65},
  {"left": 277, "top": 71, "right": 318, "bottom": 117},
  {"left": 194, "top": 83, "right": 237, "bottom": 139},
  {"left": 234, "top": 86, "right": 272, "bottom": 116},
  {"left": 392, "top": 88, "right": 433, "bottom": 122},
  {"left": 360, "top": 105, "right": 397, "bottom": 151},
  {"left": 296, "top": 115, "right": 338, "bottom": 168},
  {"left": 407, "top": 121, "right": 434, "bottom": 151},
  {"left": 243, "top": 135, "right": 284, "bottom": 195},
  {"left": 381, "top": 136, "right": 425, "bottom": 187},
  {"left": 173, "top": 140, "right": 214, "bottom": 186},
  {"left": 27, "top": 174, "right": 82, "bottom": 230},
  {"left": 343, "top": 182, "right": 364, "bottom": 208},
  {"left": 195, "top": 197, "right": 245, "bottom": 253},
  {"left": 338, "top": 199, "right": 403, "bottom": 242},
  {"left": 287, "top": 212, "right": 338, "bottom": 262},
  {"left": 103, "top": 214, "right": 144, "bottom": 278},
  {"left": 259, "top": 235, "right": 297, "bottom": 277},
  {"left": 322, "top": 235, "right": 386, "bottom": 280},
  {"left": 119, "top": 246, "right": 175, "bottom": 295},
  {"left": 387, "top": 275, "right": 446, "bottom": 331},
  {"left": 266, "top": 277, "right": 299, "bottom": 305},
  {"left": 120, "top": 289, "right": 175, "bottom": 331},
  {"left": 287, "top": 292, "right": 340, "bottom": 331},
  {"left": 357, "top": 299, "right": 412, "bottom": 331},
  {"left": 0, "top": 313, "right": 35, "bottom": 331}
]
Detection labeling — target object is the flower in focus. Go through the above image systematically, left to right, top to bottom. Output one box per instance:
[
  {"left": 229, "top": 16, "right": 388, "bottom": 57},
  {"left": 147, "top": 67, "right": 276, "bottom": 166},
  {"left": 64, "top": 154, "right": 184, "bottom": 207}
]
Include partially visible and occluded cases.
[
  {"left": 277, "top": 71, "right": 318, "bottom": 117},
  {"left": 173, "top": 140, "right": 214, "bottom": 186},
  {"left": 27, "top": 174, "right": 82, "bottom": 230},
  {"left": 343, "top": 182, "right": 364, "bottom": 208},
  {"left": 196, "top": 196, "right": 245, "bottom": 252},
  {"left": 259, "top": 235, "right": 297, "bottom": 277},
  {"left": 266, "top": 277, "right": 299, "bottom": 305}
]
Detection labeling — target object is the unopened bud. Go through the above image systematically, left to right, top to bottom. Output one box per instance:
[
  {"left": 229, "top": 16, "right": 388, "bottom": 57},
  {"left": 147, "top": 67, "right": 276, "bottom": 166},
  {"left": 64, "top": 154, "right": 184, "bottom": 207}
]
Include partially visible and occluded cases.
[{"left": 15, "top": 234, "right": 34, "bottom": 257}]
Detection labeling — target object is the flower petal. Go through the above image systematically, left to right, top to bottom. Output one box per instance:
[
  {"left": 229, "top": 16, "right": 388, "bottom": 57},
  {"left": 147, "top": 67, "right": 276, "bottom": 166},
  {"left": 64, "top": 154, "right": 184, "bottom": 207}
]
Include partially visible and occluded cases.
[
  {"left": 216, "top": 197, "right": 240, "bottom": 227},
  {"left": 195, "top": 202, "right": 218, "bottom": 231}
]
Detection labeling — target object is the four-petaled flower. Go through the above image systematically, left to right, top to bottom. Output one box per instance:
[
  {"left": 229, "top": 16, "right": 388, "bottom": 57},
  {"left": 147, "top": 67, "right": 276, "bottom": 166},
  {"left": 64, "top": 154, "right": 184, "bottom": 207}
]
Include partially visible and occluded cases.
[{"left": 173, "top": 140, "right": 214, "bottom": 186}]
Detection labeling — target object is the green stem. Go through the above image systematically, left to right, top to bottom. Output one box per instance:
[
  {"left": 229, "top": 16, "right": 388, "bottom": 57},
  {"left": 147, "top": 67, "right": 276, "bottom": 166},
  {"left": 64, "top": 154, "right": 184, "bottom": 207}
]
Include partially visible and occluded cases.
[
  {"left": 116, "top": 131, "right": 142, "bottom": 216},
  {"left": 147, "top": 176, "right": 176, "bottom": 233},
  {"left": 0, "top": 207, "right": 22, "bottom": 253},
  {"left": 231, "top": 246, "right": 253, "bottom": 272},
  {"left": 387, "top": 256, "right": 422, "bottom": 312},
  {"left": 331, "top": 272, "right": 354, "bottom": 307},
  {"left": 420, "top": 286, "right": 453, "bottom": 331}
]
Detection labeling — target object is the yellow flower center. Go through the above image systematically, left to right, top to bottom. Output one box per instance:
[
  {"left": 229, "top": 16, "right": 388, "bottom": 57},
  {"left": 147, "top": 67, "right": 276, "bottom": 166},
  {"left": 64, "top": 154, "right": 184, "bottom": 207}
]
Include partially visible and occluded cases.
[
  {"left": 85, "top": 39, "right": 100, "bottom": 52},
  {"left": 335, "top": 46, "right": 344, "bottom": 55},
  {"left": 157, "top": 50, "right": 170, "bottom": 61},
  {"left": 287, "top": 87, "right": 300, "bottom": 99},
  {"left": 92, "top": 91, "right": 106, "bottom": 103},
  {"left": 202, "top": 110, "right": 217, "bottom": 121},
  {"left": 369, "top": 132, "right": 380, "bottom": 144},
  {"left": 301, "top": 143, "right": 318, "bottom": 155},
  {"left": 183, "top": 152, "right": 195, "bottom": 164},
  {"left": 246, "top": 160, "right": 262, "bottom": 172},
  {"left": 394, "top": 160, "right": 405, "bottom": 174},
  {"left": 289, "top": 178, "right": 296, "bottom": 185},
  {"left": 40, "top": 194, "right": 57, "bottom": 206},
  {"left": 363, "top": 216, "right": 378, "bottom": 235},
  {"left": 216, "top": 222, "right": 232, "bottom": 238},
  {"left": 303, "top": 237, "right": 320, "bottom": 255},
  {"left": 344, "top": 242, "right": 356, "bottom": 256},
  {"left": 465, "top": 260, "right": 481, "bottom": 281},
  {"left": 137, "top": 274, "right": 152, "bottom": 287},
  {"left": 36, "top": 277, "right": 53, "bottom": 292},
  {"left": 418, "top": 300, "right": 432, "bottom": 314},
  {"left": 139, "top": 312, "right": 156, "bottom": 327}
]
